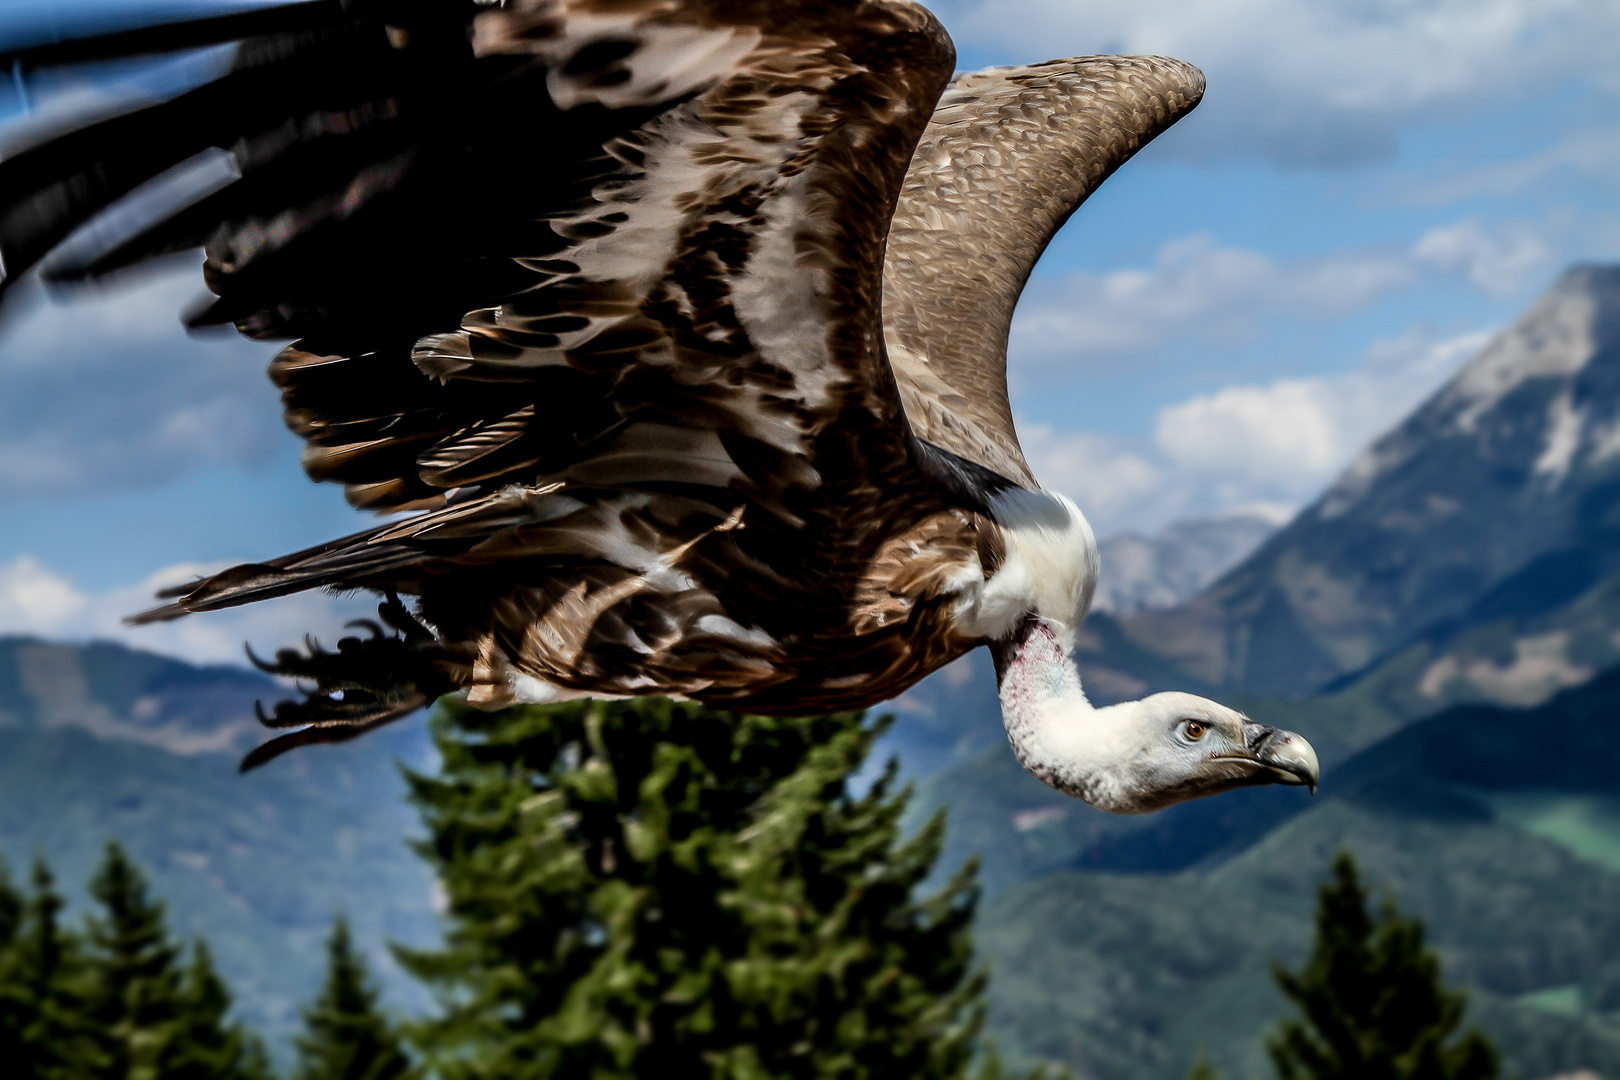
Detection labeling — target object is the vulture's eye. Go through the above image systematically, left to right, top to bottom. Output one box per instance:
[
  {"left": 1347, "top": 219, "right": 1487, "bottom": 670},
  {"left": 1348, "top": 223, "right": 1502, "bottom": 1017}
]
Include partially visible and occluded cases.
[{"left": 1183, "top": 720, "right": 1207, "bottom": 741}]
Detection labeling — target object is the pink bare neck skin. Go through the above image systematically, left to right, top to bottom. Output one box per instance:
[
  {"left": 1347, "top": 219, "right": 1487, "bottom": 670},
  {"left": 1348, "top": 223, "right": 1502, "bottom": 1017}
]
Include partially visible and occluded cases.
[
  {"left": 989, "top": 616, "right": 1321, "bottom": 813},
  {"left": 992, "top": 618, "right": 1097, "bottom": 800}
]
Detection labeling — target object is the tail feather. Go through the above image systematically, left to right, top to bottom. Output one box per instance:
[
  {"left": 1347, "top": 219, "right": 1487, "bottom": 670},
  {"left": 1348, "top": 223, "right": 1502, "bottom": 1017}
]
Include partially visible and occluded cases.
[{"left": 128, "top": 518, "right": 443, "bottom": 623}]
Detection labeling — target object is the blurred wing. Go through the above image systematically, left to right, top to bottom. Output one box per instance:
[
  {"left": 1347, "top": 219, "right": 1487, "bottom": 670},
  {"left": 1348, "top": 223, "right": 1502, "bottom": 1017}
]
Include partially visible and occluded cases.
[
  {"left": 0, "top": 0, "right": 956, "bottom": 611},
  {"left": 883, "top": 56, "right": 1205, "bottom": 488}
]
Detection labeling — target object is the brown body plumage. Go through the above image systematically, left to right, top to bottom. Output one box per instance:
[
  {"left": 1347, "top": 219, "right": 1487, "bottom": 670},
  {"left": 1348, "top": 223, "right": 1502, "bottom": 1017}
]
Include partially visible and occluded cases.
[{"left": 0, "top": 0, "right": 1228, "bottom": 780}]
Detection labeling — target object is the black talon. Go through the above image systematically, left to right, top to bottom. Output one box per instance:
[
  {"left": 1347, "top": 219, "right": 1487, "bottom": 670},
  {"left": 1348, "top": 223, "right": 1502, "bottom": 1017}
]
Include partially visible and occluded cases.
[
  {"left": 378, "top": 592, "right": 426, "bottom": 640},
  {"left": 237, "top": 595, "right": 460, "bottom": 770},
  {"left": 239, "top": 704, "right": 426, "bottom": 774}
]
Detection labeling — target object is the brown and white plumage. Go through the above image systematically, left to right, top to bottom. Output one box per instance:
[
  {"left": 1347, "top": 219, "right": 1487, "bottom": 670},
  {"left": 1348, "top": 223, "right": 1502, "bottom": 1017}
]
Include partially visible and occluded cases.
[{"left": 0, "top": 0, "right": 1318, "bottom": 807}]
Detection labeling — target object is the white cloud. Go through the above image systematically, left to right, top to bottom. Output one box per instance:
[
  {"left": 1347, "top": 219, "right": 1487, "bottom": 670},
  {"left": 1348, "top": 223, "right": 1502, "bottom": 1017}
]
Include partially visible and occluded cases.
[
  {"left": 935, "top": 0, "right": 1620, "bottom": 166},
  {"left": 1397, "top": 128, "right": 1620, "bottom": 205},
  {"left": 1413, "top": 218, "right": 1553, "bottom": 297},
  {"left": 1007, "top": 223, "right": 1553, "bottom": 380},
  {"left": 1009, "top": 234, "right": 1415, "bottom": 377},
  {"left": 0, "top": 262, "right": 284, "bottom": 497},
  {"left": 1023, "top": 327, "right": 1490, "bottom": 534},
  {"left": 1157, "top": 327, "right": 1488, "bottom": 493},
  {"left": 1156, "top": 380, "right": 1344, "bottom": 480},
  {"left": 1019, "top": 426, "right": 1170, "bottom": 528},
  {"left": 0, "top": 554, "right": 88, "bottom": 627},
  {"left": 0, "top": 555, "right": 377, "bottom": 667}
]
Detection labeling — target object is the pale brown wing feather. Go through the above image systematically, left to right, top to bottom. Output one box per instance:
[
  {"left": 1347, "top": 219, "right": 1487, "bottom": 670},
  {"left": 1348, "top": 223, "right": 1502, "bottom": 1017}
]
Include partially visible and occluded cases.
[{"left": 883, "top": 55, "right": 1206, "bottom": 488}]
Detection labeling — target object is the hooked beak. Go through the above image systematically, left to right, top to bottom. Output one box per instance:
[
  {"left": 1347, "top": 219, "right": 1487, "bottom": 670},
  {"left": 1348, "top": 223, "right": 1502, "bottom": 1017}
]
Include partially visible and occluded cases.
[{"left": 1236, "top": 720, "right": 1319, "bottom": 792}]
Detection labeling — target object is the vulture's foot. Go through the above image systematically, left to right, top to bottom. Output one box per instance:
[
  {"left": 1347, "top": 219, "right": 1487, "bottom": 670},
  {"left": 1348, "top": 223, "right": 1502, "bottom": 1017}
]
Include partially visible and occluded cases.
[{"left": 240, "top": 594, "right": 457, "bottom": 772}]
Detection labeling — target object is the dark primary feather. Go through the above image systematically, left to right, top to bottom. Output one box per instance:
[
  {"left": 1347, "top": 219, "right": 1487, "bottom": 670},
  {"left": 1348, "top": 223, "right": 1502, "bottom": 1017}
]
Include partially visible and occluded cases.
[
  {"left": 1, "top": 0, "right": 982, "bottom": 764},
  {"left": 0, "top": 1, "right": 1207, "bottom": 768},
  {"left": 0, "top": 1, "right": 333, "bottom": 61},
  {"left": 1, "top": 1, "right": 366, "bottom": 289}
]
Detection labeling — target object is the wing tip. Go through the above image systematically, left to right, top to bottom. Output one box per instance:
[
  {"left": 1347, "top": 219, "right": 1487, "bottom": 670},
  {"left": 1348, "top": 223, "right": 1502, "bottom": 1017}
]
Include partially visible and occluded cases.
[{"left": 953, "top": 53, "right": 1205, "bottom": 104}]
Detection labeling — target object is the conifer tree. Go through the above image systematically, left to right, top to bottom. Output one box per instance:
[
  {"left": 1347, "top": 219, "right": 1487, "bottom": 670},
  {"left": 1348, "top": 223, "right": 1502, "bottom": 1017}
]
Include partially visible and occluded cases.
[
  {"left": 399, "top": 697, "right": 983, "bottom": 1080},
  {"left": 83, "top": 841, "right": 187, "bottom": 1079},
  {"left": 82, "top": 842, "right": 268, "bottom": 1080},
  {"left": 1268, "top": 851, "right": 1499, "bottom": 1080},
  {"left": 0, "top": 858, "right": 29, "bottom": 1063},
  {"left": 0, "top": 859, "right": 95, "bottom": 1078},
  {"left": 0, "top": 859, "right": 20, "bottom": 946},
  {"left": 295, "top": 916, "right": 411, "bottom": 1080},
  {"left": 166, "top": 940, "right": 274, "bottom": 1080}
]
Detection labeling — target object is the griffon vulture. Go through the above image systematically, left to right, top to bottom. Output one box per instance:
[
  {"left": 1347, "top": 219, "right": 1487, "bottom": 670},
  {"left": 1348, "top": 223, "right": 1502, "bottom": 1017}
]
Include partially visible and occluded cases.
[{"left": 0, "top": 0, "right": 1318, "bottom": 808}]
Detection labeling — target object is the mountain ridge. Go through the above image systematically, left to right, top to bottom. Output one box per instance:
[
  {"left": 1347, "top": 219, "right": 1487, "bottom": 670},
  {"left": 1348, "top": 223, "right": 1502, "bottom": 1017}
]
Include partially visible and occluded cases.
[
  {"left": 1077, "top": 264, "right": 1620, "bottom": 701},
  {"left": 1091, "top": 511, "right": 1279, "bottom": 615},
  {"left": 0, "top": 634, "right": 278, "bottom": 755}
]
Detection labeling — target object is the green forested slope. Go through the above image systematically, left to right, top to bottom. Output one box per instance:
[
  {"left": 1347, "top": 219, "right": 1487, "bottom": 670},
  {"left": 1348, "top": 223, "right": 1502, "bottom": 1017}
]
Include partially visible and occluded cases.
[
  {"left": 14, "top": 627, "right": 1620, "bottom": 1079},
  {"left": 0, "top": 637, "right": 437, "bottom": 1041},
  {"left": 977, "top": 669, "right": 1620, "bottom": 1080}
]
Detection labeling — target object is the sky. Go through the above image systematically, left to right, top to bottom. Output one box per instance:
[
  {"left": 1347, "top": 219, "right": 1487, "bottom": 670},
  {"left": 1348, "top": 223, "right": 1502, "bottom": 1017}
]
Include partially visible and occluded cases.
[{"left": 0, "top": 0, "right": 1618, "bottom": 665}]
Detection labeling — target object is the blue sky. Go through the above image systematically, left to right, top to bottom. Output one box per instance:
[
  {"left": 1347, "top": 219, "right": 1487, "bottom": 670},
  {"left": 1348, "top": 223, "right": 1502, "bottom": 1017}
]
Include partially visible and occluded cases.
[{"left": 1, "top": 0, "right": 1618, "bottom": 663}]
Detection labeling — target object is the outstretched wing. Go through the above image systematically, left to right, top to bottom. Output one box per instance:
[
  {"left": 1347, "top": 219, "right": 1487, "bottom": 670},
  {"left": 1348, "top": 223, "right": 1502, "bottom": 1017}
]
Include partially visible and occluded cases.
[
  {"left": 0, "top": 0, "right": 957, "bottom": 619},
  {"left": 882, "top": 56, "right": 1205, "bottom": 488}
]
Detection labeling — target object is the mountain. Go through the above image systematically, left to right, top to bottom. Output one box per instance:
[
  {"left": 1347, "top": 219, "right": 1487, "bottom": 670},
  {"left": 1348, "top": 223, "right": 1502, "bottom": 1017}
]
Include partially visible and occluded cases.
[
  {"left": 890, "top": 264, "right": 1620, "bottom": 1080},
  {"left": 1078, "top": 264, "right": 1620, "bottom": 701},
  {"left": 894, "top": 268, "right": 1620, "bottom": 898},
  {"left": 1092, "top": 512, "right": 1279, "bottom": 615},
  {"left": 0, "top": 637, "right": 437, "bottom": 1042},
  {"left": 0, "top": 637, "right": 273, "bottom": 755},
  {"left": 12, "top": 638, "right": 1620, "bottom": 1080},
  {"left": 981, "top": 667, "right": 1620, "bottom": 1080}
]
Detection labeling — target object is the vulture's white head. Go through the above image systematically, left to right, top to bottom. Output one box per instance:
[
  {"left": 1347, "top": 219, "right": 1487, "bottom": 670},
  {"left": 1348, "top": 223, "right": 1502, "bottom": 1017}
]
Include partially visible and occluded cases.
[{"left": 954, "top": 487, "right": 1319, "bottom": 814}]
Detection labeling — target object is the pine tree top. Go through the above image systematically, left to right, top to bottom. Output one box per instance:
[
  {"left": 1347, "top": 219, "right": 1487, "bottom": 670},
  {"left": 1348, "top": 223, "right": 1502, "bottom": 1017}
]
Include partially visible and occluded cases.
[
  {"left": 400, "top": 696, "right": 983, "bottom": 1080},
  {"left": 86, "top": 841, "right": 182, "bottom": 997},
  {"left": 0, "top": 847, "right": 271, "bottom": 1080},
  {"left": 1268, "top": 851, "right": 1500, "bottom": 1080},
  {"left": 0, "top": 856, "right": 92, "bottom": 1075},
  {"left": 0, "top": 860, "right": 21, "bottom": 949},
  {"left": 295, "top": 916, "right": 411, "bottom": 1080},
  {"left": 168, "top": 938, "right": 275, "bottom": 1080}
]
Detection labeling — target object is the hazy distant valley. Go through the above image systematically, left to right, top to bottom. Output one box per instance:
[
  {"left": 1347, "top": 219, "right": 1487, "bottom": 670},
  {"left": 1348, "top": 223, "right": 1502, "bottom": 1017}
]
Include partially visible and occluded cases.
[{"left": 1092, "top": 511, "right": 1280, "bottom": 615}]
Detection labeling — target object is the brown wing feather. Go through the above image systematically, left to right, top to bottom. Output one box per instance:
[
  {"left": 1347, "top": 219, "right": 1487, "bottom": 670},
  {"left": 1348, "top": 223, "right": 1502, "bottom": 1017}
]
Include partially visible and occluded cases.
[
  {"left": 91, "top": 0, "right": 963, "bottom": 686},
  {"left": 252, "top": 0, "right": 956, "bottom": 538},
  {"left": 23, "top": 6, "right": 1213, "bottom": 749},
  {"left": 883, "top": 56, "right": 1206, "bottom": 488}
]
